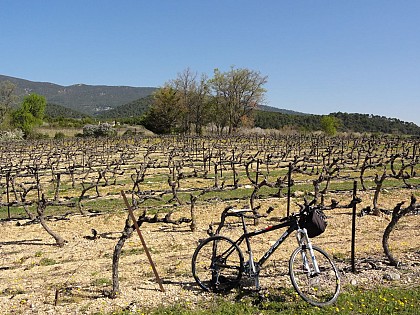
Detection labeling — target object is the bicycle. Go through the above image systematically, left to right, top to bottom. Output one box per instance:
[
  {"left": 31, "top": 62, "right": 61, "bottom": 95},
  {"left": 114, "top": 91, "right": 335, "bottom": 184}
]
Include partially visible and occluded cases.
[{"left": 191, "top": 200, "right": 340, "bottom": 306}]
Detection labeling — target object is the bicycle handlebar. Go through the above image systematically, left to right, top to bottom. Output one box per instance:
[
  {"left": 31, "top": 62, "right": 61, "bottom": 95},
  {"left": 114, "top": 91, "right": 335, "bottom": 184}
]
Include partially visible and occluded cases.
[
  {"left": 211, "top": 199, "right": 319, "bottom": 236},
  {"left": 278, "top": 199, "right": 320, "bottom": 223}
]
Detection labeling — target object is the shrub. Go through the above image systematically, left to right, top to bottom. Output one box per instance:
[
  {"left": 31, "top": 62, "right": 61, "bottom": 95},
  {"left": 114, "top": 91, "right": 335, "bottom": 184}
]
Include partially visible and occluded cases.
[
  {"left": 82, "top": 123, "right": 116, "bottom": 138},
  {"left": 0, "top": 129, "right": 24, "bottom": 141},
  {"left": 54, "top": 131, "right": 66, "bottom": 139}
]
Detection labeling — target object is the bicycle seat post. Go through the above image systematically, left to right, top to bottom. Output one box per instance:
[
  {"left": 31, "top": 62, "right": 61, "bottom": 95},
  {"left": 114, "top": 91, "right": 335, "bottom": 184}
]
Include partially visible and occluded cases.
[{"left": 240, "top": 214, "right": 248, "bottom": 233}]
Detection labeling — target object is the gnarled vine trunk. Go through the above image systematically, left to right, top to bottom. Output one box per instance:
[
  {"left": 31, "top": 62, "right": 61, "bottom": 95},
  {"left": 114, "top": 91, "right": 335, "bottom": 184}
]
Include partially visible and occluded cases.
[{"left": 382, "top": 196, "right": 417, "bottom": 266}]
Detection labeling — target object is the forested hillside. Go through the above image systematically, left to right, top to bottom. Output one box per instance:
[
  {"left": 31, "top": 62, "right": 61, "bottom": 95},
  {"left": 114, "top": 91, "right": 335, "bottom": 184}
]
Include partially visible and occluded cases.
[
  {"left": 0, "top": 74, "right": 156, "bottom": 115},
  {"left": 96, "top": 96, "right": 153, "bottom": 119},
  {"left": 45, "top": 103, "right": 88, "bottom": 119},
  {"left": 258, "top": 104, "right": 307, "bottom": 116},
  {"left": 254, "top": 110, "right": 420, "bottom": 135},
  {"left": 330, "top": 112, "right": 420, "bottom": 135}
]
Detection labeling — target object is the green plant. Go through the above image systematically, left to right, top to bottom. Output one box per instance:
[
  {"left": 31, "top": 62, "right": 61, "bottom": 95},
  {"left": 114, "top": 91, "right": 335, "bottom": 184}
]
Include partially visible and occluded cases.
[
  {"left": 11, "top": 93, "right": 46, "bottom": 136},
  {"left": 54, "top": 131, "right": 66, "bottom": 139},
  {"left": 121, "top": 247, "right": 145, "bottom": 256},
  {"left": 38, "top": 257, "right": 57, "bottom": 266},
  {"left": 92, "top": 278, "right": 112, "bottom": 287},
  {"left": 0, "top": 287, "right": 26, "bottom": 296}
]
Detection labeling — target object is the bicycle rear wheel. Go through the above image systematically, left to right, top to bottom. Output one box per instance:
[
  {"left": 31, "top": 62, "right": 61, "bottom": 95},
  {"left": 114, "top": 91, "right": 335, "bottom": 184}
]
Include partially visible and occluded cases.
[
  {"left": 192, "top": 235, "right": 244, "bottom": 292},
  {"left": 289, "top": 245, "right": 340, "bottom": 306}
]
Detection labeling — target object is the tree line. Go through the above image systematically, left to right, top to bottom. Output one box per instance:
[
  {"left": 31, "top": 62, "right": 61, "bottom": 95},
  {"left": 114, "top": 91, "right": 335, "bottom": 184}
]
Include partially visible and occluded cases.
[
  {"left": 3, "top": 68, "right": 420, "bottom": 138},
  {"left": 254, "top": 110, "right": 420, "bottom": 135}
]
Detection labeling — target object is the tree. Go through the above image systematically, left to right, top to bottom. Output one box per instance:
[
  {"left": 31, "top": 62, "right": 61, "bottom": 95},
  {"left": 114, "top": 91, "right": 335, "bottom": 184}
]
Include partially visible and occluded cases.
[
  {"left": 209, "top": 67, "right": 267, "bottom": 134},
  {"left": 170, "top": 68, "right": 211, "bottom": 135},
  {"left": 0, "top": 80, "right": 17, "bottom": 127},
  {"left": 143, "top": 86, "right": 182, "bottom": 134},
  {"left": 12, "top": 93, "right": 46, "bottom": 136},
  {"left": 208, "top": 94, "right": 229, "bottom": 135},
  {"left": 321, "top": 115, "right": 340, "bottom": 136}
]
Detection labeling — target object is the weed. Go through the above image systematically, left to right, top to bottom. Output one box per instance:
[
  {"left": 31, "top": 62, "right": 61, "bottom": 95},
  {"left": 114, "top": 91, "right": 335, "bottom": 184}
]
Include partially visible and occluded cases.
[
  {"left": 39, "top": 257, "right": 57, "bottom": 266},
  {"left": 92, "top": 278, "right": 112, "bottom": 287},
  {"left": 0, "top": 287, "right": 26, "bottom": 296}
]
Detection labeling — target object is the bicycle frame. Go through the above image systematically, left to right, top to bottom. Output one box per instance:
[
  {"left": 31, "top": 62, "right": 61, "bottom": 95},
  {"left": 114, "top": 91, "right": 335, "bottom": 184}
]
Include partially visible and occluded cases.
[{"left": 232, "top": 216, "right": 298, "bottom": 268}]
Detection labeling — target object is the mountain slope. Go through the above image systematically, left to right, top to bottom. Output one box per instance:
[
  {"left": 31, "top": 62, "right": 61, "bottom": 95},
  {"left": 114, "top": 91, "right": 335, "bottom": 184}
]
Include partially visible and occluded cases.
[
  {"left": 0, "top": 74, "right": 157, "bottom": 115},
  {"left": 96, "top": 95, "right": 153, "bottom": 119},
  {"left": 45, "top": 103, "right": 88, "bottom": 119},
  {"left": 257, "top": 104, "right": 307, "bottom": 115},
  {"left": 254, "top": 110, "right": 420, "bottom": 135}
]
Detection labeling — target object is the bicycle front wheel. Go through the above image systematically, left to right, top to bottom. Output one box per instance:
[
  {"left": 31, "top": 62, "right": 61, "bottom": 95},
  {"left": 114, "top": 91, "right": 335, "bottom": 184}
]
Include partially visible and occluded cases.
[
  {"left": 192, "top": 235, "right": 244, "bottom": 292},
  {"left": 289, "top": 245, "right": 340, "bottom": 306}
]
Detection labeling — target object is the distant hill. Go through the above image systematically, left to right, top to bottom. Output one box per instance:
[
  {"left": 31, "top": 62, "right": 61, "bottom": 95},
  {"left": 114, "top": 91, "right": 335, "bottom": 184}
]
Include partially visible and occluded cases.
[
  {"left": 0, "top": 74, "right": 157, "bottom": 116},
  {"left": 96, "top": 95, "right": 153, "bottom": 119},
  {"left": 45, "top": 103, "right": 88, "bottom": 119},
  {"left": 257, "top": 104, "right": 307, "bottom": 116},
  {"left": 254, "top": 110, "right": 420, "bottom": 135},
  {"left": 330, "top": 112, "right": 420, "bottom": 135}
]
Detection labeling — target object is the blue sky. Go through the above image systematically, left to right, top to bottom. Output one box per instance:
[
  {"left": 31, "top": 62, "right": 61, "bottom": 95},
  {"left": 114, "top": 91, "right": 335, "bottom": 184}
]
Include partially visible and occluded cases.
[{"left": 1, "top": 0, "right": 420, "bottom": 125}]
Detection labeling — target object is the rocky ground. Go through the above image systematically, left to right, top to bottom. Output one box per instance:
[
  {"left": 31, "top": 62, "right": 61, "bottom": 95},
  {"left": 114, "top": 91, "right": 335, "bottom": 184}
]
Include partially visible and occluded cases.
[{"left": 0, "top": 191, "right": 419, "bottom": 314}]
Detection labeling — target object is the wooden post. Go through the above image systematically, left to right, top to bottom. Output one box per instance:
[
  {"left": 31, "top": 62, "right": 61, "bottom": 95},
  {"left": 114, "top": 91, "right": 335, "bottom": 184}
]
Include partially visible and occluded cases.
[
  {"left": 255, "top": 159, "right": 260, "bottom": 185},
  {"left": 287, "top": 163, "right": 292, "bottom": 217},
  {"left": 6, "top": 171, "right": 10, "bottom": 220},
  {"left": 351, "top": 181, "right": 357, "bottom": 273},
  {"left": 121, "top": 191, "right": 165, "bottom": 292}
]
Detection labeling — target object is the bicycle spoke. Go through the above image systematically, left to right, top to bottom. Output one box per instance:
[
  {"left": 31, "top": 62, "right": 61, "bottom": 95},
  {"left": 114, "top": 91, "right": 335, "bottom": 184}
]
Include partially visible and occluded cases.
[
  {"left": 192, "top": 236, "right": 243, "bottom": 292},
  {"left": 289, "top": 246, "right": 340, "bottom": 306}
]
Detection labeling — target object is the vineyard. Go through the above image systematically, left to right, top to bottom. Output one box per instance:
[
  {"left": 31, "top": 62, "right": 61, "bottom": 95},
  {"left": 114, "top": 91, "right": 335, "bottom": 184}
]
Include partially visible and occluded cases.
[{"left": 0, "top": 134, "right": 419, "bottom": 314}]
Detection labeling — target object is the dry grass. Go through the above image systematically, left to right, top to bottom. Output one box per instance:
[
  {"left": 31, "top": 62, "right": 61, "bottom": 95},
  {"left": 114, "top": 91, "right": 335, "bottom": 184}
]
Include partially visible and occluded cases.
[{"left": 0, "top": 188, "right": 419, "bottom": 314}]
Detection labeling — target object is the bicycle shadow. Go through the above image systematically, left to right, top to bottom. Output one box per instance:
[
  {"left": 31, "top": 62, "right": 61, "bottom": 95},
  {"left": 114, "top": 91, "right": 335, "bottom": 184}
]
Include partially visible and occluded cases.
[
  {"left": 127, "top": 278, "right": 200, "bottom": 292},
  {"left": 162, "top": 278, "right": 201, "bottom": 292},
  {"left": 233, "top": 285, "right": 298, "bottom": 305}
]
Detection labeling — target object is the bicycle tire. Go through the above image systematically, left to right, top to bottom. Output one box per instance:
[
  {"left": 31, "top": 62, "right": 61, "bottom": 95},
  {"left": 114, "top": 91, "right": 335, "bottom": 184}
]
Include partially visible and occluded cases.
[
  {"left": 192, "top": 235, "right": 244, "bottom": 292},
  {"left": 289, "top": 245, "right": 340, "bottom": 306}
]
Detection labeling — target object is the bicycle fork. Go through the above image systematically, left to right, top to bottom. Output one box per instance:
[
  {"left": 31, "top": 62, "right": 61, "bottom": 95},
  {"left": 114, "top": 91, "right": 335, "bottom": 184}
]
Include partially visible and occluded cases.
[
  {"left": 242, "top": 216, "right": 261, "bottom": 290},
  {"left": 296, "top": 229, "right": 320, "bottom": 275},
  {"left": 245, "top": 249, "right": 260, "bottom": 289}
]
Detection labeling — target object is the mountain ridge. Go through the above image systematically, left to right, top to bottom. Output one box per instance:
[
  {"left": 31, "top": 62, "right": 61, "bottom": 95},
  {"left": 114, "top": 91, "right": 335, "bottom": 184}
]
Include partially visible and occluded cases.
[
  {"left": 0, "top": 74, "right": 157, "bottom": 116},
  {"left": 1, "top": 74, "right": 306, "bottom": 118}
]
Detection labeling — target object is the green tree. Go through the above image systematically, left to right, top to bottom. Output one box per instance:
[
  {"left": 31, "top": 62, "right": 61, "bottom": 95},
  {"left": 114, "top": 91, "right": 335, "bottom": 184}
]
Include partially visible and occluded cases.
[
  {"left": 209, "top": 67, "right": 267, "bottom": 134},
  {"left": 0, "top": 80, "right": 17, "bottom": 128},
  {"left": 143, "top": 86, "right": 182, "bottom": 134},
  {"left": 12, "top": 93, "right": 46, "bottom": 136},
  {"left": 321, "top": 115, "right": 340, "bottom": 136}
]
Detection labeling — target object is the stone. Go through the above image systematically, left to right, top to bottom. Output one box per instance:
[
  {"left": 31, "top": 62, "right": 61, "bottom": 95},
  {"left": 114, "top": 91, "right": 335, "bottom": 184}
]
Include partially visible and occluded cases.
[{"left": 383, "top": 272, "right": 401, "bottom": 281}]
